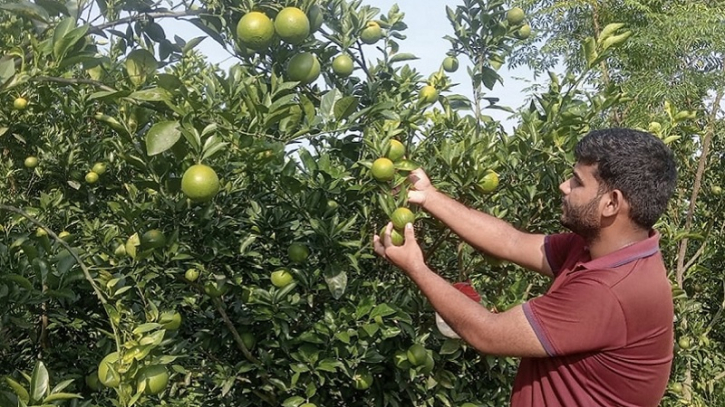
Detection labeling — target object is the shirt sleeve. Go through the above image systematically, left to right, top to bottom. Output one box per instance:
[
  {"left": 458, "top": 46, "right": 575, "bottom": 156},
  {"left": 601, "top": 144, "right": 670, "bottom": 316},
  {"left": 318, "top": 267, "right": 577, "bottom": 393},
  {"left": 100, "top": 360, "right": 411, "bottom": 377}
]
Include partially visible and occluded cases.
[
  {"left": 544, "top": 233, "right": 583, "bottom": 277},
  {"left": 522, "top": 278, "right": 627, "bottom": 357}
]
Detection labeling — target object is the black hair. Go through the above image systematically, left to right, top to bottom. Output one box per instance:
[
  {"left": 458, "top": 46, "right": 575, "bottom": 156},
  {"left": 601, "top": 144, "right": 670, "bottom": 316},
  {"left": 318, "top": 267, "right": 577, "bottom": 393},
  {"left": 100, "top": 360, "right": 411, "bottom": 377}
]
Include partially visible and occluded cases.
[{"left": 574, "top": 128, "right": 677, "bottom": 230}]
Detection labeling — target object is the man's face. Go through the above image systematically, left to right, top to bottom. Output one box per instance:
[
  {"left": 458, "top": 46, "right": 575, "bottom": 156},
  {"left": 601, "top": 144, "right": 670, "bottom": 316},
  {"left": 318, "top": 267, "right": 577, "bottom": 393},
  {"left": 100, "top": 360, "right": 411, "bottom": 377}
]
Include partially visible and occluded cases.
[{"left": 558, "top": 163, "right": 605, "bottom": 240}]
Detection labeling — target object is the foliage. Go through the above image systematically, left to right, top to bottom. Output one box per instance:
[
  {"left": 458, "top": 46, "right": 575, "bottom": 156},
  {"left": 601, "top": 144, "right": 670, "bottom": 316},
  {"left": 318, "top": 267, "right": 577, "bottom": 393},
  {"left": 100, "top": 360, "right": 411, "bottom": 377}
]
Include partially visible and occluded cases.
[{"left": 0, "top": 0, "right": 722, "bottom": 406}]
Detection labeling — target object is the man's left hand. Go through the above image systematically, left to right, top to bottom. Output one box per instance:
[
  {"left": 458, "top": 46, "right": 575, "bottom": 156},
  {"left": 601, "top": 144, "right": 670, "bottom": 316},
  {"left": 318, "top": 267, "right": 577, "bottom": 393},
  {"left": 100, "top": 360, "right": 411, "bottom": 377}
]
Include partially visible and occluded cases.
[{"left": 373, "top": 222, "right": 426, "bottom": 275}]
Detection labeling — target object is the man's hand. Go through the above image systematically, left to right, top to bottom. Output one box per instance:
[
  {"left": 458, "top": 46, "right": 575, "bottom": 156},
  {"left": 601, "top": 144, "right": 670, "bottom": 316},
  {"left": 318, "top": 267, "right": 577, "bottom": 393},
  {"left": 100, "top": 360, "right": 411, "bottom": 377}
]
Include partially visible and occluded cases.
[
  {"left": 407, "top": 168, "right": 436, "bottom": 206},
  {"left": 373, "top": 222, "right": 426, "bottom": 275}
]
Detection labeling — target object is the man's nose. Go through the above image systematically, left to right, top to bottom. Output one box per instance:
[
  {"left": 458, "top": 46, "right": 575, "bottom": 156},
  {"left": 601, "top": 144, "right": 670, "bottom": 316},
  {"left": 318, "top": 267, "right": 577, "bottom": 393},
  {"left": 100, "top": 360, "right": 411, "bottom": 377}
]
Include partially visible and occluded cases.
[{"left": 559, "top": 179, "right": 570, "bottom": 195}]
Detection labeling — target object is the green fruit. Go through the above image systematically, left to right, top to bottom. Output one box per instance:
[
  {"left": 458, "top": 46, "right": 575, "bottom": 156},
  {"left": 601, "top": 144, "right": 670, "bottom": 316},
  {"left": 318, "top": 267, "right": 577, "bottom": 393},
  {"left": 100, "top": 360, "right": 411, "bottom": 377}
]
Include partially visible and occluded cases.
[
  {"left": 274, "top": 7, "right": 310, "bottom": 45},
  {"left": 506, "top": 7, "right": 525, "bottom": 25},
  {"left": 236, "top": 11, "right": 275, "bottom": 51},
  {"left": 360, "top": 21, "right": 383, "bottom": 44},
  {"left": 516, "top": 24, "right": 531, "bottom": 39},
  {"left": 287, "top": 52, "right": 321, "bottom": 85},
  {"left": 332, "top": 54, "right": 354, "bottom": 77},
  {"left": 442, "top": 56, "right": 459, "bottom": 73},
  {"left": 419, "top": 85, "right": 438, "bottom": 104},
  {"left": 13, "top": 97, "right": 28, "bottom": 110},
  {"left": 386, "top": 139, "right": 405, "bottom": 162},
  {"left": 24, "top": 156, "right": 38, "bottom": 168},
  {"left": 371, "top": 157, "right": 395, "bottom": 181},
  {"left": 92, "top": 162, "right": 107, "bottom": 175},
  {"left": 181, "top": 164, "right": 220, "bottom": 202},
  {"left": 85, "top": 171, "right": 99, "bottom": 184},
  {"left": 478, "top": 171, "right": 499, "bottom": 193},
  {"left": 712, "top": 185, "right": 722, "bottom": 196},
  {"left": 391, "top": 207, "right": 415, "bottom": 230},
  {"left": 380, "top": 225, "right": 404, "bottom": 246},
  {"left": 35, "top": 227, "right": 47, "bottom": 237},
  {"left": 140, "top": 229, "right": 166, "bottom": 249},
  {"left": 58, "top": 231, "right": 71, "bottom": 240},
  {"left": 288, "top": 242, "right": 310, "bottom": 263},
  {"left": 185, "top": 268, "right": 200, "bottom": 282},
  {"left": 271, "top": 269, "right": 294, "bottom": 288},
  {"left": 204, "top": 281, "right": 228, "bottom": 298},
  {"left": 160, "top": 311, "right": 181, "bottom": 330},
  {"left": 241, "top": 332, "right": 256, "bottom": 350},
  {"left": 678, "top": 337, "right": 691, "bottom": 350},
  {"left": 406, "top": 343, "right": 427, "bottom": 366},
  {"left": 394, "top": 350, "right": 411, "bottom": 370},
  {"left": 97, "top": 352, "right": 121, "bottom": 388},
  {"left": 137, "top": 365, "right": 169, "bottom": 395},
  {"left": 352, "top": 368, "right": 373, "bottom": 390},
  {"left": 86, "top": 371, "right": 101, "bottom": 391},
  {"left": 670, "top": 382, "right": 683, "bottom": 394},
  {"left": 461, "top": 404, "right": 480, "bottom": 407}
]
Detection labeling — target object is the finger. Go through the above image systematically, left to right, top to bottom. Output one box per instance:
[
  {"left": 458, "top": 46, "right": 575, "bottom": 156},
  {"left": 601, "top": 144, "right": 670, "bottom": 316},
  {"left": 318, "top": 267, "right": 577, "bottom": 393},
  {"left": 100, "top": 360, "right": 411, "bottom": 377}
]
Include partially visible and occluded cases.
[
  {"left": 408, "top": 168, "right": 423, "bottom": 184},
  {"left": 382, "top": 222, "right": 394, "bottom": 247},
  {"left": 403, "top": 222, "right": 416, "bottom": 244},
  {"left": 373, "top": 235, "right": 386, "bottom": 258}
]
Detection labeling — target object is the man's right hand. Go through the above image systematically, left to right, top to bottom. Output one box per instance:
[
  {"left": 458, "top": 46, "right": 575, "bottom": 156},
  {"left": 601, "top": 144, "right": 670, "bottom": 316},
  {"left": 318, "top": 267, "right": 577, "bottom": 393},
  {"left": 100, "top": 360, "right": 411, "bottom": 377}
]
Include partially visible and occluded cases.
[{"left": 407, "top": 168, "right": 436, "bottom": 206}]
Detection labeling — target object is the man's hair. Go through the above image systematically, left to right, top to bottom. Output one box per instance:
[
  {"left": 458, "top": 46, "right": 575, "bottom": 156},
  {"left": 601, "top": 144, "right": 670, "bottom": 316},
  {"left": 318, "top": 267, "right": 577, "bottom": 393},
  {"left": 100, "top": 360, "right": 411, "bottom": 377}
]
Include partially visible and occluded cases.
[{"left": 574, "top": 128, "right": 677, "bottom": 230}]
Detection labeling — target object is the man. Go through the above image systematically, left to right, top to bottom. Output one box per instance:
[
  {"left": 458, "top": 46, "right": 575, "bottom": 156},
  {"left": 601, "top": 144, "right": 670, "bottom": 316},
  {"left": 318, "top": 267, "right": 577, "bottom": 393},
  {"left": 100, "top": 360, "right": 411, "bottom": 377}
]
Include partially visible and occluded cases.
[{"left": 374, "top": 128, "right": 677, "bottom": 406}]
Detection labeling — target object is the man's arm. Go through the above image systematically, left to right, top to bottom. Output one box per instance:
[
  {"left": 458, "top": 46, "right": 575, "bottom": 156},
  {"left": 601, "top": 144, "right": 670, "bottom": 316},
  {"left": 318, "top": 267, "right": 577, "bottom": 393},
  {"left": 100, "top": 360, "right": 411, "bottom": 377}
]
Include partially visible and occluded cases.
[
  {"left": 419, "top": 186, "right": 553, "bottom": 278},
  {"left": 375, "top": 224, "right": 548, "bottom": 357}
]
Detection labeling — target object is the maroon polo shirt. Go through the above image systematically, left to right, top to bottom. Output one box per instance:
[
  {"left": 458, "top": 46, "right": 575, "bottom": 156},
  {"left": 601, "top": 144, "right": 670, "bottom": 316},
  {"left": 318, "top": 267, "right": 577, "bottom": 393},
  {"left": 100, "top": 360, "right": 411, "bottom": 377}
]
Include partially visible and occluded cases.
[{"left": 511, "top": 231, "right": 674, "bottom": 407}]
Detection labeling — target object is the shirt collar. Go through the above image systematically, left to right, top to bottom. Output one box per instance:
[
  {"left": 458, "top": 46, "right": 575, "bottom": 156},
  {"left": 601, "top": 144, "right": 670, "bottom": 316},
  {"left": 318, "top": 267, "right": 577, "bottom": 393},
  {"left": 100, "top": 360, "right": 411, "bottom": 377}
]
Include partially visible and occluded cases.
[{"left": 574, "top": 230, "right": 661, "bottom": 271}]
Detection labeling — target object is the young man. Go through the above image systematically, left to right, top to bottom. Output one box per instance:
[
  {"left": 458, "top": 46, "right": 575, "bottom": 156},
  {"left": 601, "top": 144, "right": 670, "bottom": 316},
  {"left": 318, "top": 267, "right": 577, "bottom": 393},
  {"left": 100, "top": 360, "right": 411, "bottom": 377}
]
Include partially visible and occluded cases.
[{"left": 374, "top": 128, "right": 678, "bottom": 406}]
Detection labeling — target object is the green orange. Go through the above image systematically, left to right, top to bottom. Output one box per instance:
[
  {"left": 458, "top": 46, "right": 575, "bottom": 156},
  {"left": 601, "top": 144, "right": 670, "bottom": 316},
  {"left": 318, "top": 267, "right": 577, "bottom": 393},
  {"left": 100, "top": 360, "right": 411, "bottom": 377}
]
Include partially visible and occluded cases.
[
  {"left": 274, "top": 7, "right": 310, "bottom": 44},
  {"left": 506, "top": 7, "right": 525, "bottom": 25},
  {"left": 236, "top": 11, "right": 275, "bottom": 51},
  {"left": 360, "top": 21, "right": 383, "bottom": 44},
  {"left": 516, "top": 24, "right": 531, "bottom": 39},
  {"left": 287, "top": 52, "right": 321, "bottom": 84},
  {"left": 332, "top": 54, "right": 354, "bottom": 77},
  {"left": 442, "top": 56, "right": 459, "bottom": 72},
  {"left": 419, "top": 85, "right": 438, "bottom": 104},
  {"left": 13, "top": 97, "right": 28, "bottom": 110},
  {"left": 386, "top": 139, "right": 405, "bottom": 162},
  {"left": 24, "top": 156, "right": 38, "bottom": 168},
  {"left": 371, "top": 157, "right": 395, "bottom": 181},
  {"left": 92, "top": 162, "right": 107, "bottom": 175},
  {"left": 181, "top": 164, "right": 220, "bottom": 202},
  {"left": 85, "top": 171, "right": 99, "bottom": 184},
  {"left": 478, "top": 171, "right": 499, "bottom": 193},
  {"left": 391, "top": 207, "right": 415, "bottom": 230},
  {"left": 380, "top": 225, "right": 404, "bottom": 246},
  {"left": 140, "top": 229, "right": 166, "bottom": 249},
  {"left": 288, "top": 242, "right": 310, "bottom": 263},
  {"left": 185, "top": 268, "right": 200, "bottom": 282},
  {"left": 271, "top": 269, "right": 294, "bottom": 288},
  {"left": 160, "top": 311, "right": 182, "bottom": 330},
  {"left": 406, "top": 343, "right": 427, "bottom": 366},
  {"left": 97, "top": 352, "right": 121, "bottom": 388},
  {"left": 137, "top": 365, "right": 169, "bottom": 395},
  {"left": 352, "top": 367, "right": 373, "bottom": 390}
]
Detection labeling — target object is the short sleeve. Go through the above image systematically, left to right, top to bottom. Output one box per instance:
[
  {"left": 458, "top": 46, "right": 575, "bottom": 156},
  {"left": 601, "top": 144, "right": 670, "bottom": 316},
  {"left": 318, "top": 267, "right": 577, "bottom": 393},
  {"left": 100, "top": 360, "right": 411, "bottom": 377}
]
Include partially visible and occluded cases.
[
  {"left": 544, "top": 233, "right": 584, "bottom": 277},
  {"left": 522, "top": 279, "right": 626, "bottom": 357}
]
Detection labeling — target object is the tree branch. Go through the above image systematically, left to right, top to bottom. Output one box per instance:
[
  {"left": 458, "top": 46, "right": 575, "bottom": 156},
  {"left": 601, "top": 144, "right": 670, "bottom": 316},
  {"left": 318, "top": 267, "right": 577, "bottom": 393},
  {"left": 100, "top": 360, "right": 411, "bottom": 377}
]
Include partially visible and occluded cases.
[
  {"left": 90, "top": 9, "right": 203, "bottom": 33},
  {"left": 33, "top": 75, "right": 117, "bottom": 92}
]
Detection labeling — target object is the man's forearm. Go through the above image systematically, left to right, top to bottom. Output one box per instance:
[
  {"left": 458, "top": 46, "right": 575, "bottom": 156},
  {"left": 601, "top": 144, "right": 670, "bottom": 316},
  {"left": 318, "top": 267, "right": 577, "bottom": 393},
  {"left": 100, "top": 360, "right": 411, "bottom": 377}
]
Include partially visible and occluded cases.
[{"left": 422, "top": 189, "right": 522, "bottom": 259}]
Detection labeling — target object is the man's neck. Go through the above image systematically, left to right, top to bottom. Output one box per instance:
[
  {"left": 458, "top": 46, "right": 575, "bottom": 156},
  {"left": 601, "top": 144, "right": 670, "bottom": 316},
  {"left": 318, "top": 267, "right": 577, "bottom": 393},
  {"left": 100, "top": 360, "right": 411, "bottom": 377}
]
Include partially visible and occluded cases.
[{"left": 586, "top": 228, "right": 650, "bottom": 259}]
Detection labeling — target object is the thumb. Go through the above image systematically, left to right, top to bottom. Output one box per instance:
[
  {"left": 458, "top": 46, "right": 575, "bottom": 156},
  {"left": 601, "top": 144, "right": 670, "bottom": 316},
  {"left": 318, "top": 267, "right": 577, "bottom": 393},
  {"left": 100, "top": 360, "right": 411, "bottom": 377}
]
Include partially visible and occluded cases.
[{"left": 403, "top": 222, "right": 415, "bottom": 241}]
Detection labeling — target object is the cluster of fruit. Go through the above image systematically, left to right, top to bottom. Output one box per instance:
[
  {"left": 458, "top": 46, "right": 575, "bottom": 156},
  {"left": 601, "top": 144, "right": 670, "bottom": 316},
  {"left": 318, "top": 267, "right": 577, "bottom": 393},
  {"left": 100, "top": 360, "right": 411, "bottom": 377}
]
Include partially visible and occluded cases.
[
  {"left": 235, "top": 5, "right": 381, "bottom": 85},
  {"left": 270, "top": 242, "right": 310, "bottom": 288}
]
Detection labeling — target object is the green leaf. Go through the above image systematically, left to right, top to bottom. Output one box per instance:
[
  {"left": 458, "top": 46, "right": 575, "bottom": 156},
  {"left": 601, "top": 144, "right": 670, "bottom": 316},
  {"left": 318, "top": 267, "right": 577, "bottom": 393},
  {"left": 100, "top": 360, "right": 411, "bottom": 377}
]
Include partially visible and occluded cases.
[
  {"left": 0, "top": 1, "right": 50, "bottom": 23},
  {"left": 53, "top": 20, "right": 88, "bottom": 60},
  {"left": 597, "top": 22, "right": 625, "bottom": 44},
  {"left": 182, "top": 36, "right": 206, "bottom": 53},
  {"left": 582, "top": 37, "right": 597, "bottom": 68},
  {"left": 125, "top": 49, "right": 157, "bottom": 86},
  {"left": 389, "top": 53, "right": 418, "bottom": 63},
  {"left": 0, "top": 58, "right": 16, "bottom": 86},
  {"left": 480, "top": 66, "right": 500, "bottom": 90},
  {"left": 129, "top": 88, "right": 172, "bottom": 102},
  {"left": 320, "top": 89, "right": 341, "bottom": 122},
  {"left": 334, "top": 96, "right": 358, "bottom": 121},
  {"left": 145, "top": 121, "right": 181, "bottom": 156},
  {"left": 369, "top": 303, "right": 396, "bottom": 319},
  {"left": 439, "top": 339, "right": 460, "bottom": 355},
  {"left": 30, "top": 361, "right": 49, "bottom": 402},
  {"left": 5, "top": 377, "right": 29, "bottom": 403},
  {"left": 43, "top": 393, "right": 82, "bottom": 403},
  {"left": 282, "top": 396, "right": 306, "bottom": 407}
]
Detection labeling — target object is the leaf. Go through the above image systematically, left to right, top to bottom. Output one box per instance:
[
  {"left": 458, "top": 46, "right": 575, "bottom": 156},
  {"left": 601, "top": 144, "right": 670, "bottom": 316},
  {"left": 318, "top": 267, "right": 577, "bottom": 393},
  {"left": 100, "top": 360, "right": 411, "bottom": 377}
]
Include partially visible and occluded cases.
[
  {"left": 0, "top": 1, "right": 50, "bottom": 23},
  {"left": 53, "top": 21, "right": 88, "bottom": 60},
  {"left": 597, "top": 22, "right": 625, "bottom": 44},
  {"left": 182, "top": 36, "right": 206, "bottom": 53},
  {"left": 581, "top": 37, "right": 597, "bottom": 68},
  {"left": 125, "top": 49, "right": 157, "bottom": 86},
  {"left": 389, "top": 53, "right": 418, "bottom": 63},
  {"left": 0, "top": 58, "right": 15, "bottom": 85},
  {"left": 480, "top": 66, "right": 500, "bottom": 90},
  {"left": 129, "top": 88, "right": 172, "bottom": 102},
  {"left": 319, "top": 89, "right": 341, "bottom": 122},
  {"left": 333, "top": 96, "right": 358, "bottom": 121},
  {"left": 145, "top": 121, "right": 181, "bottom": 156},
  {"left": 324, "top": 269, "right": 347, "bottom": 300},
  {"left": 439, "top": 338, "right": 460, "bottom": 355},
  {"left": 30, "top": 361, "right": 49, "bottom": 402},
  {"left": 5, "top": 377, "right": 29, "bottom": 403},
  {"left": 43, "top": 393, "right": 82, "bottom": 403},
  {"left": 282, "top": 396, "right": 306, "bottom": 407}
]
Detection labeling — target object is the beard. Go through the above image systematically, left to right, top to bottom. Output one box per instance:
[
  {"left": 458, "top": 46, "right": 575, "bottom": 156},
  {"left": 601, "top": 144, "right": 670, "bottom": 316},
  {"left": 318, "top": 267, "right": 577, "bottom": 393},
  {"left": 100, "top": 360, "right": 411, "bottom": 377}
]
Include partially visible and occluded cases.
[{"left": 560, "top": 194, "right": 601, "bottom": 241}]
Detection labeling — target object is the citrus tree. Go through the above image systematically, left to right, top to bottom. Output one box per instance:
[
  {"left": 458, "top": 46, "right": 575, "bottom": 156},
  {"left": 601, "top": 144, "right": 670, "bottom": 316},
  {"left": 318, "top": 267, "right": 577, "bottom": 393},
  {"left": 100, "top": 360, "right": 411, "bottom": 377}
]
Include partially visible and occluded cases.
[{"left": 1, "top": 0, "right": 720, "bottom": 406}]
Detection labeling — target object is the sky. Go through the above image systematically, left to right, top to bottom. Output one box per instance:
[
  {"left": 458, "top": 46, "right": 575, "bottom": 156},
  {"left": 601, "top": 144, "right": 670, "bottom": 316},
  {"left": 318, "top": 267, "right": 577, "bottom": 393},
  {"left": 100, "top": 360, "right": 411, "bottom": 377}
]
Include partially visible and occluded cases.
[{"left": 163, "top": 0, "right": 537, "bottom": 129}]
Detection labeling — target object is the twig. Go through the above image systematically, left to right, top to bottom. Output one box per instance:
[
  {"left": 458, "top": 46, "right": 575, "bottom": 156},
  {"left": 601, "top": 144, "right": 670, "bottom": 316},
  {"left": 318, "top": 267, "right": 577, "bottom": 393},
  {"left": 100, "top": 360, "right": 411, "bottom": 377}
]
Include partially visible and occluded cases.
[{"left": 33, "top": 75, "right": 116, "bottom": 92}]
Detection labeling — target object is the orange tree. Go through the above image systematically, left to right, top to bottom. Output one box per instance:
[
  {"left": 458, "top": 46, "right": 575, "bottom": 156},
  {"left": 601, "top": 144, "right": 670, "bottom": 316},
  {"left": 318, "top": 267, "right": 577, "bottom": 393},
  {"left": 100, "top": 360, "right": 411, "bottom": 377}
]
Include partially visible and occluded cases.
[{"left": 0, "top": 0, "right": 714, "bottom": 406}]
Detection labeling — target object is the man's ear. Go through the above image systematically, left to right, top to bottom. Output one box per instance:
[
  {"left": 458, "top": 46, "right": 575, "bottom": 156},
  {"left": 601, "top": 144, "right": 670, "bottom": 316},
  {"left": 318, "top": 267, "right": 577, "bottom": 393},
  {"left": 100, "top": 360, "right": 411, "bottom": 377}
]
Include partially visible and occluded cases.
[{"left": 602, "top": 189, "right": 625, "bottom": 217}]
